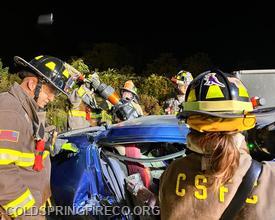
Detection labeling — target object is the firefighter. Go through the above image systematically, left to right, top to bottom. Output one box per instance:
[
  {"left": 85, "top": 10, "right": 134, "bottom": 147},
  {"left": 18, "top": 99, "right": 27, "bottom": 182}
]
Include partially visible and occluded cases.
[
  {"left": 0, "top": 55, "right": 78, "bottom": 219},
  {"left": 159, "top": 70, "right": 275, "bottom": 219},
  {"left": 164, "top": 70, "right": 193, "bottom": 115},
  {"left": 67, "top": 71, "right": 120, "bottom": 130},
  {"left": 67, "top": 80, "right": 112, "bottom": 130},
  {"left": 112, "top": 80, "right": 143, "bottom": 122},
  {"left": 112, "top": 80, "right": 144, "bottom": 173},
  {"left": 68, "top": 86, "right": 100, "bottom": 130}
]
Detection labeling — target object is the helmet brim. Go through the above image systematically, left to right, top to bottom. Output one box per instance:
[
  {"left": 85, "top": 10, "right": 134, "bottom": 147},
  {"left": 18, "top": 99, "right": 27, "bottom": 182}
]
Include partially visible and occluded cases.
[
  {"left": 14, "top": 56, "right": 67, "bottom": 96},
  {"left": 178, "top": 106, "right": 275, "bottom": 119},
  {"left": 178, "top": 110, "right": 249, "bottom": 119}
]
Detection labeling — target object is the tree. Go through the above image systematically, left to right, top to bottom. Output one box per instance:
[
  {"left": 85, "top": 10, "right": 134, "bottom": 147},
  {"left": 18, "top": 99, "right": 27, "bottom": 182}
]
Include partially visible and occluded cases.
[
  {"left": 69, "top": 58, "right": 90, "bottom": 74},
  {"left": 0, "top": 59, "right": 21, "bottom": 92},
  {"left": 139, "top": 74, "right": 176, "bottom": 102},
  {"left": 46, "top": 94, "right": 69, "bottom": 132},
  {"left": 140, "top": 94, "right": 163, "bottom": 115}
]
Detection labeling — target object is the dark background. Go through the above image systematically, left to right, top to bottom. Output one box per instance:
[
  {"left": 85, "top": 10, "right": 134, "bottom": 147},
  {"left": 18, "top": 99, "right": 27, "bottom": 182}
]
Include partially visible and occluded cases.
[{"left": 1, "top": 3, "right": 275, "bottom": 73}]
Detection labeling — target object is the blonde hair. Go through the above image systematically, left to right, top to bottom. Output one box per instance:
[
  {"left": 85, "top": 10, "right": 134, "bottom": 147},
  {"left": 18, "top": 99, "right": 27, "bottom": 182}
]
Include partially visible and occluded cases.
[{"left": 189, "top": 130, "right": 240, "bottom": 190}]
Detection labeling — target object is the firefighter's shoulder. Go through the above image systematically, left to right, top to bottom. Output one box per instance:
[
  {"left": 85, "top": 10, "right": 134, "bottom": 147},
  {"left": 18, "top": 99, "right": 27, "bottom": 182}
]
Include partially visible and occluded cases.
[
  {"left": 0, "top": 91, "right": 31, "bottom": 127},
  {"left": 0, "top": 92, "right": 33, "bottom": 150}
]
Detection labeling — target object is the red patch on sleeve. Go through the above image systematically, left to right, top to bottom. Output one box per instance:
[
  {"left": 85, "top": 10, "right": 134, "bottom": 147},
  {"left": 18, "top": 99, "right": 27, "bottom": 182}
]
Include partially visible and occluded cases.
[{"left": 0, "top": 130, "right": 19, "bottom": 142}]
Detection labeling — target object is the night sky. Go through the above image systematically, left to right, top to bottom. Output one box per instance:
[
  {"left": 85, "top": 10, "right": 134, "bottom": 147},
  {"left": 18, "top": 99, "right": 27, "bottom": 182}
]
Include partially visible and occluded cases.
[{"left": 1, "top": 3, "right": 275, "bottom": 73}]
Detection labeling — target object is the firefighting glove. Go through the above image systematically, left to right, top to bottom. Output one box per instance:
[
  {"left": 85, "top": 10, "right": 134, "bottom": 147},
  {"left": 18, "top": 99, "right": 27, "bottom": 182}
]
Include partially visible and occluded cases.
[
  {"left": 87, "top": 72, "right": 101, "bottom": 90},
  {"left": 70, "top": 85, "right": 98, "bottom": 109},
  {"left": 50, "top": 138, "right": 79, "bottom": 157}
]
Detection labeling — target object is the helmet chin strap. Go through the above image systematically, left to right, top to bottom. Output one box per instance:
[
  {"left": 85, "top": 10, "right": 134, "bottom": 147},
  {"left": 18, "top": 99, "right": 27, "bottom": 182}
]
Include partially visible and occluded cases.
[{"left": 34, "top": 79, "right": 43, "bottom": 102}]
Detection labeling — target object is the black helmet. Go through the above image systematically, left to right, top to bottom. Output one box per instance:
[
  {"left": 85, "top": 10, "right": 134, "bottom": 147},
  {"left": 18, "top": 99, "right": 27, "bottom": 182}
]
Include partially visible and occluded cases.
[
  {"left": 14, "top": 55, "right": 70, "bottom": 96},
  {"left": 180, "top": 69, "right": 254, "bottom": 118}
]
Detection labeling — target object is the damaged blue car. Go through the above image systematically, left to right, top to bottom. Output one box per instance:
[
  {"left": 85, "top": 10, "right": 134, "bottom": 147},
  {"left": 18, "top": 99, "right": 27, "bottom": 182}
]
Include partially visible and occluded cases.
[{"left": 50, "top": 115, "right": 189, "bottom": 219}]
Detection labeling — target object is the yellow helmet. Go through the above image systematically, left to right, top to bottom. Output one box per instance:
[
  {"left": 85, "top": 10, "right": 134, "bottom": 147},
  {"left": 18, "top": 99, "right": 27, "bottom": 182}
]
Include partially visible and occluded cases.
[
  {"left": 178, "top": 69, "right": 256, "bottom": 132},
  {"left": 120, "top": 80, "right": 139, "bottom": 99}
]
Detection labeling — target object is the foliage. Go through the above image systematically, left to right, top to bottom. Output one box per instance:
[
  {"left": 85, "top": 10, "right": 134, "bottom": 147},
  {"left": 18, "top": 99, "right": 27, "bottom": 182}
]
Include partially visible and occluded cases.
[
  {"left": 70, "top": 58, "right": 90, "bottom": 74},
  {"left": 0, "top": 59, "right": 21, "bottom": 92},
  {"left": 87, "top": 68, "right": 176, "bottom": 115},
  {"left": 98, "top": 68, "right": 137, "bottom": 94},
  {"left": 139, "top": 74, "right": 176, "bottom": 102},
  {"left": 46, "top": 94, "right": 69, "bottom": 132},
  {"left": 140, "top": 94, "right": 163, "bottom": 115},
  {"left": 46, "top": 108, "right": 68, "bottom": 132}
]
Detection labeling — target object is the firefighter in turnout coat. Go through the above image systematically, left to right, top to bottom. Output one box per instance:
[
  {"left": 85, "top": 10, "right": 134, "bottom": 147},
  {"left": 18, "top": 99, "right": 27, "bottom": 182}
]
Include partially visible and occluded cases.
[
  {"left": 0, "top": 55, "right": 78, "bottom": 219},
  {"left": 159, "top": 70, "right": 275, "bottom": 220},
  {"left": 164, "top": 70, "right": 193, "bottom": 115}
]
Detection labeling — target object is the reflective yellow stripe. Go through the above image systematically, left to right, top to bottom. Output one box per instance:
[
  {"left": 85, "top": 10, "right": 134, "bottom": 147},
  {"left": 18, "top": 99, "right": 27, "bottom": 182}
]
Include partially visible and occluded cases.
[
  {"left": 35, "top": 55, "right": 43, "bottom": 60},
  {"left": 45, "top": 62, "right": 56, "bottom": 71},
  {"left": 62, "top": 69, "right": 69, "bottom": 78},
  {"left": 206, "top": 85, "right": 224, "bottom": 99},
  {"left": 238, "top": 85, "right": 249, "bottom": 97},
  {"left": 77, "top": 86, "right": 86, "bottom": 97},
  {"left": 187, "top": 89, "right": 196, "bottom": 102},
  {"left": 184, "top": 100, "right": 253, "bottom": 112},
  {"left": 69, "top": 110, "right": 102, "bottom": 119},
  {"left": 70, "top": 110, "right": 86, "bottom": 117},
  {"left": 101, "top": 110, "right": 113, "bottom": 123},
  {"left": 91, "top": 113, "right": 102, "bottom": 119},
  {"left": 0, "top": 148, "right": 50, "bottom": 167},
  {"left": 0, "top": 148, "right": 20, "bottom": 164},
  {"left": 0, "top": 149, "right": 33, "bottom": 167},
  {"left": 43, "top": 150, "right": 50, "bottom": 159},
  {"left": 15, "top": 152, "right": 35, "bottom": 167},
  {"left": 3, "top": 188, "right": 35, "bottom": 218}
]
